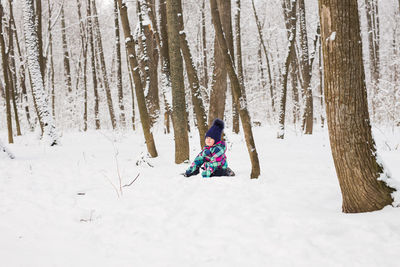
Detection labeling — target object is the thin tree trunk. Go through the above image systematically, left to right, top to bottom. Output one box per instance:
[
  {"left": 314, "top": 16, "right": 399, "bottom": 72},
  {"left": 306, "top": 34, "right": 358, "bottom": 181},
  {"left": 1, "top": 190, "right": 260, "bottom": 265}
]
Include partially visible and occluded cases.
[
  {"left": 23, "top": 0, "right": 58, "bottom": 146},
  {"left": 35, "top": 0, "right": 45, "bottom": 79},
  {"left": 47, "top": 0, "right": 55, "bottom": 119},
  {"left": 87, "top": 0, "right": 100, "bottom": 129},
  {"left": 92, "top": 0, "right": 117, "bottom": 129},
  {"left": 114, "top": 0, "right": 126, "bottom": 128},
  {"left": 117, "top": 0, "right": 158, "bottom": 157},
  {"left": 159, "top": 0, "right": 172, "bottom": 134},
  {"left": 166, "top": 0, "right": 189, "bottom": 163},
  {"left": 176, "top": 0, "right": 208, "bottom": 148},
  {"left": 200, "top": 0, "right": 209, "bottom": 97},
  {"left": 210, "top": 0, "right": 260, "bottom": 179},
  {"left": 232, "top": 0, "right": 243, "bottom": 134},
  {"left": 251, "top": 0, "right": 274, "bottom": 113},
  {"left": 278, "top": 0, "right": 297, "bottom": 139},
  {"left": 298, "top": 0, "right": 313, "bottom": 134},
  {"left": 319, "top": 0, "right": 394, "bottom": 213},
  {"left": 364, "top": 0, "right": 380, "bottom": 120},
  {"left": 7, "top": 2, "right": 21, "bottom": 136},
  {"left": 0, "top": 3, "right": 14, "bottom": 143},
  {"left": 318, "top": 28, "right": 324, "bottom": 128},
  {"left": 126, "top": 55, "right": 136, "bottom": 131}
]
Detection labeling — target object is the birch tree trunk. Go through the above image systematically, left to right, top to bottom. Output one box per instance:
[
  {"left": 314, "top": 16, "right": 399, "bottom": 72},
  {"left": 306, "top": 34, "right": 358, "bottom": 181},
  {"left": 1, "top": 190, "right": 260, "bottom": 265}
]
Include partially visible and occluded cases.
[
  {"left": 23, "top": 0, "right": 58, "bottom": 146},
  {"left": 92, "top": 0, "right": 117, "bottom": 130},
  {"left": 117, "top": 0, "right": 158, "bottom": 157},
  {"left": 166, "top": 0, "right": 189, "bottom": 163},
  {"left": 210, "top": 0, "right": 260, "bottom": 178},
  {"left": 319, "top": 0, "right": 394, "bottom": 213},
  {"left": 0, "top": 3, "right": 14, "bottom": 143}
]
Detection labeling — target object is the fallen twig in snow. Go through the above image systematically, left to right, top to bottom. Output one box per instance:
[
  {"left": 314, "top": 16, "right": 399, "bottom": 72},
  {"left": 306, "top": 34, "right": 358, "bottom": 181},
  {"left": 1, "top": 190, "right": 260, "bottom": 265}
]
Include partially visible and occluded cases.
[
  {"left": 0, "top": 139, "right": 15, "bottom": 159},
  {"left": 123, "top": 173, "right": 140, "bottom": 187}
]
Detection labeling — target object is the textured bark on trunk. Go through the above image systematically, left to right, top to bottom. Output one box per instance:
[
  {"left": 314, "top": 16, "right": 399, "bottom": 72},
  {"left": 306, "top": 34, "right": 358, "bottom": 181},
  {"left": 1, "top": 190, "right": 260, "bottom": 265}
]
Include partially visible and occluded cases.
[
  {"left": 23, "top": 0, "right": 58, "bottom": 146},
  {"left": 35, "top": 0, "right": 45, "bottom": 79},
  {"left": 92, "top": 0, "right": 117, "bottom": 130},
  {"left": 114, "top": 0, "right": 125, "bottom": 128},
  {"left": 117, "top": 0, "right": 158, "bottom": 157},
  {"left": 166, "top": 0, "right": 189, "bottom": 163},
  {"left": 208, "top": 0, "right": 232, "bottom": 125},
  {"left": 210, "top": 0, "right": 260, "bottom": 179},
  {"left": 233, "top": 0, "right": 244, "bottom": 134},
  {"left": 278, "top": 0, "right": 297, "bottom": 139},
  {"left": 298, "top": 0, "right": 313, "bottom": 134},
  {"left": 318, "top": 0, "right": 394, "bottom": 213},
  {"left": 0, "top": 3, "right": 14, "bottom": 143}
]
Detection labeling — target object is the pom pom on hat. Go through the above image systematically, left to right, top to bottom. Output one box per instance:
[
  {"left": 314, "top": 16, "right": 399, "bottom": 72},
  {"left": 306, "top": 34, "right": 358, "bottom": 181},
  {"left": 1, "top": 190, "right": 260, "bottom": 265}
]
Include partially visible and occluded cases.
[{"left": 205, "top": 118, "right": 224, "bottom": 143}]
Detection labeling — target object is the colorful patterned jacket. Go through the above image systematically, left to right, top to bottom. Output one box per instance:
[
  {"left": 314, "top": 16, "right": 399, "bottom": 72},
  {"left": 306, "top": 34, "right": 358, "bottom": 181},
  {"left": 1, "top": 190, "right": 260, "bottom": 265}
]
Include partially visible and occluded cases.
[{"left": 186, "top": 141, "right": 228, "bottom": 178}]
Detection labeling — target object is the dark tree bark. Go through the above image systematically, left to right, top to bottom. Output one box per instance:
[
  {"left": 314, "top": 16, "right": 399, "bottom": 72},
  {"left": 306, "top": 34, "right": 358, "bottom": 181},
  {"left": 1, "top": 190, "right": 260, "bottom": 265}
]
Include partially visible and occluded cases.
[
  {"left": 35, "top": 0, "right": 45, "bottom": 79},
  {"left": 47, "top": 0, "right": 55, "bottom": 119},
  {"left": 117, "top": 0, "right": 158, "bottom": 157},
  {"left": 166, "top": 0, "right": 189, "bottom": 163},
  {"left": 200, "top": 0, "right": 209, "bottom": 98},
  {"left": 210, "top": 0, "right": 260, "bottom": 178},
  {"left": 319, "top": 0, "right": 394, "bottom": 213},
  {"left": 0, "top": 3, "right": 14, "bottom": 143}
]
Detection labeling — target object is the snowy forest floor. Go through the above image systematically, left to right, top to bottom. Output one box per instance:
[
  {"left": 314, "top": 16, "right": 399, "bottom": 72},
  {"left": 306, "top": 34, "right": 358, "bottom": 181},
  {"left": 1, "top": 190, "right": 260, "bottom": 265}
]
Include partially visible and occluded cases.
[{"left": 1, "top": 125, "right": 400, "bottom": 267}]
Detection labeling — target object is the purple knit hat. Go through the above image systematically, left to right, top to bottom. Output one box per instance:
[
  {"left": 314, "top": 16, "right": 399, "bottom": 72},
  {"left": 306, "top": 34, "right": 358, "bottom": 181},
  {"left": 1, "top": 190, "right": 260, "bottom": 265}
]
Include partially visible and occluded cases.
[{"left": 205, "top": 119, "right": 224, "bottom": 143}]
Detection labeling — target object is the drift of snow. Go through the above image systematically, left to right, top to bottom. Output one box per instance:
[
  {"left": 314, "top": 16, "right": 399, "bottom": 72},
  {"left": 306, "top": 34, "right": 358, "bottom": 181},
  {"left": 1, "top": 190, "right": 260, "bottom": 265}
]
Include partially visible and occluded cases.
[{"left": 1, "top": 126, "right": 400, "bottom": 266}]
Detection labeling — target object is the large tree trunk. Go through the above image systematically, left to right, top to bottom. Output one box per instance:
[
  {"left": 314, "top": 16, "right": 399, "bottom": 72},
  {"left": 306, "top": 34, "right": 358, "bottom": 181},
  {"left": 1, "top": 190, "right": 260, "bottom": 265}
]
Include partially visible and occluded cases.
[
  {"left": 23, "top": 0, "right": 58, "bottom": 146},
  {"left": 92, "top": 0, "right": 117, "bottom": 130},
  {"left": 114, "top": 0, "right": 126, "bottom": 128},
  {"left": 117, "top": 0, "right": 158, "bottom": 157},
  {"left": 166, "top": 0, "right": 189, "bottom": 163},
  {"left": 176, "top": 0, "right": 208, "bottom": 148},
  {"left": 208, "top": 0, "right": 233, "bottom": 125},
  {"left": 210, "top": 0, "right": 260, "bottom": 179},
  {"left": 277, "top": 0, "right": 297, "bottom": 139},
  {"left": 298, "top": 0, "right": 313, "bottom": 134},
  {"left": 318, "top": 0, "right": 394, "bottom": 213},
  {"left": 0, "top": 3, "right": 14, "bottom": 143}
]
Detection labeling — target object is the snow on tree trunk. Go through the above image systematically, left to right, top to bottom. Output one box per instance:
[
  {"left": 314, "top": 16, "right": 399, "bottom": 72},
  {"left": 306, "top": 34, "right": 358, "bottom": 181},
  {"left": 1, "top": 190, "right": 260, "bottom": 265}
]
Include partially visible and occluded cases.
[
  {"left": 23, "top": 0, "right": 58, "bottom": 146},
  {"left": 0, "top": 138, "right": 15, "bottom": 159}
]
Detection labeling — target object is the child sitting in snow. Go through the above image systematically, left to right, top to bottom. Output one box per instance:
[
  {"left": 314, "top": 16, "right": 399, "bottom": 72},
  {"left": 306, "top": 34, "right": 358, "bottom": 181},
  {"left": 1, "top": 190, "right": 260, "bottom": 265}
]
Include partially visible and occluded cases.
[{"left": 184, "top": 119, "right": 235, "bottom": 178}]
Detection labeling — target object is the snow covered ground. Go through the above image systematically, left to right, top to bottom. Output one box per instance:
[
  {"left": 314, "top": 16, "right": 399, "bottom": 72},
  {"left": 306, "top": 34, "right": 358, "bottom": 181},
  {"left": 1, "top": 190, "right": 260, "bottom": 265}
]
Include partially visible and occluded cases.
[{"left": 1, "top": 126, "right": 400, "bottom": 267}]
